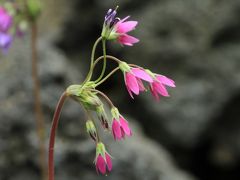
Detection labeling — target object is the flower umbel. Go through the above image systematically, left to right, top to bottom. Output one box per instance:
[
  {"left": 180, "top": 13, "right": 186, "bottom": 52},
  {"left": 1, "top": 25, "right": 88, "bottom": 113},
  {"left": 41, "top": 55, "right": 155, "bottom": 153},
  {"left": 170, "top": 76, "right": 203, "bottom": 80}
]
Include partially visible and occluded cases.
[
  {"left": 48, "top": 6, "right": 176, "bottom": 179},
  {"left": 95, "top": 142, "right": 112, "bottom": 175}
]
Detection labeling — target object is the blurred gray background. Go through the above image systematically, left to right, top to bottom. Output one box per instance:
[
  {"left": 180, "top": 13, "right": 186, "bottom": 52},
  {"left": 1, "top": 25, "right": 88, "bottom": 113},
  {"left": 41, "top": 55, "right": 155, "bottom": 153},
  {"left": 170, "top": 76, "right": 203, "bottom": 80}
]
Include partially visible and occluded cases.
[{"left": 1, "top": 0, "right": 240, "bottom": 179}]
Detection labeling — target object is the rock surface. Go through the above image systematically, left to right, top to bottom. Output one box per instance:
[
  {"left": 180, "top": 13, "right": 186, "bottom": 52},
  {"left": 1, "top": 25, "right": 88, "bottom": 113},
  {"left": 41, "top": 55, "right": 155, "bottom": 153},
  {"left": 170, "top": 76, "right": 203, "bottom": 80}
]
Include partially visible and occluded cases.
[{"left": 57, "top": 0, "right": 240, "bottom": 179}]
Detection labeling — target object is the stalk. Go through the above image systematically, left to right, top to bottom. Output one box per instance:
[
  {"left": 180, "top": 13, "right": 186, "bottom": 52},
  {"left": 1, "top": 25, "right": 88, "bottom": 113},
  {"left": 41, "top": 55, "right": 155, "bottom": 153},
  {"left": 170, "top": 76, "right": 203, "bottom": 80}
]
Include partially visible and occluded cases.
[
  {"left": 31, "top": 22, "right": 48, "bottom": 180},
  {"left": 83, "top": 37, "right": 102, "bottom": 83},
  {"left": 94, "top": 39, "right": 107, "bottom": 83},
  {"left": 95, "top": 67, "right": 120, "bottom": 86},
  {"left": 48, "top": 92, "right": 68, "bottom": 180}
]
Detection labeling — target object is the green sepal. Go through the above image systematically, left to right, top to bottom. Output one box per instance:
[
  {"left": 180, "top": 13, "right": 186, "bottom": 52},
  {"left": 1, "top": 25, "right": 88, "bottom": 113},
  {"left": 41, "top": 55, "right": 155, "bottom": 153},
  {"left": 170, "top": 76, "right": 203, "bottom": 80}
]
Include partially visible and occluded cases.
[
  {"left": 119, "top": 62, "right": 131, "bottom": 72},
  {"left": 145, "top": 69, "right": 155, "bottom": 79},
  {"left": 111, "top": 107, "right": 120, "bottom": 120},
  {"left": 96, "top": 142, "right": 106, "bottom": 159}
]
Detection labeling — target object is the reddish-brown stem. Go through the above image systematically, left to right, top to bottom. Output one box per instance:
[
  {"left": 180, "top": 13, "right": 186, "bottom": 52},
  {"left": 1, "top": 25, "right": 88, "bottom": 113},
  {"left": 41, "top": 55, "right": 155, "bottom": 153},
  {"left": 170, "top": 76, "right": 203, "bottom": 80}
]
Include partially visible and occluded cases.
[
  {"left": 31, "top": 22, "right": 48, "bottom": 180},
  {"left": 48, "top": 92, "right": 68, "bottom": 180}
]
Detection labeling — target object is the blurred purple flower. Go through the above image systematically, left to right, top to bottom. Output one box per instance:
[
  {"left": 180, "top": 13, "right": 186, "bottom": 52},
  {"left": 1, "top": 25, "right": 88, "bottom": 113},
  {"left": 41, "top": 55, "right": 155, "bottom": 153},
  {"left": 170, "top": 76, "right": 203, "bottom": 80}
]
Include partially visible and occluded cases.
[
  {"left": 0, "top": 7, "right": 12, "bottom": 32},
  {"left": 0, "top": 32, "right": 12, "bottom": 53}
]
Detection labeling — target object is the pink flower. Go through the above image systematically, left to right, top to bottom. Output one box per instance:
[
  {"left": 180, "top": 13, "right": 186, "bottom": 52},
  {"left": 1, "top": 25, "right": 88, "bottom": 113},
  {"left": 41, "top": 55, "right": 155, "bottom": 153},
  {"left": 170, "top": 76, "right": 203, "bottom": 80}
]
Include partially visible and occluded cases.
[
  {"left": 0, "top": 7, "right": 12, "bottom": 32},
  {"left": 102, "top": 8, "right": 139, "bottom": 46},
  {"left": 115, "top": 16, "right": 139, "bottom": 46},
  {"left": 124, "top": 67, "right": 153, "bottom": 98},
  {"left": 150, "top": 74, "right": 175, "bottom": 101},
  {"left": 112, "top": 115, "right": 132, "bottom": 140},
  {"left": 95, "top": 143, "right": 112, "bottom": 175}
]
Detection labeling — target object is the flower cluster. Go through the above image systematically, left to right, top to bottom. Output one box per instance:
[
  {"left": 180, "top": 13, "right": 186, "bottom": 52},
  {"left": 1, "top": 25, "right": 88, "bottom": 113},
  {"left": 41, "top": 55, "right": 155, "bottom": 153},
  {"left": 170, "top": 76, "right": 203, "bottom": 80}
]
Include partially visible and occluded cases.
[
  {"left": 0, "top": 1, "right": 41, "bottom": 53},
  {"left": 0, "top": 5, "right": 13, "bottom": 53},
  {"left": 49, "top": 7, "right": 175, "bottom": 178}
]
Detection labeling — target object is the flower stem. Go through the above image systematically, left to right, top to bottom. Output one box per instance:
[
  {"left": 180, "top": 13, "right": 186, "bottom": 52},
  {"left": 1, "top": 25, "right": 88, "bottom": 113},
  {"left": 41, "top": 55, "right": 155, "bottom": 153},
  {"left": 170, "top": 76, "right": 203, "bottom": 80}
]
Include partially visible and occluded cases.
[
  {"left": 31, "top": 22, "right": 48, "bottom": 180},
  {"left": 83, "top": 37, "right": 102, "bottom": 83},
  {"left": 94, "top": 39, "right": 107, "bottom": 83},
  {"left": 93, "top": 55, "right": 121, "bottom": 68},
  {"left": 95, "top": 67, "right": 120, "bottom": 87},
  {"left": 91, "top": 89, "right": 114, "bottom": 108},
  {"left": 48, "top": 92, "right": 68, "bottom": 180}
]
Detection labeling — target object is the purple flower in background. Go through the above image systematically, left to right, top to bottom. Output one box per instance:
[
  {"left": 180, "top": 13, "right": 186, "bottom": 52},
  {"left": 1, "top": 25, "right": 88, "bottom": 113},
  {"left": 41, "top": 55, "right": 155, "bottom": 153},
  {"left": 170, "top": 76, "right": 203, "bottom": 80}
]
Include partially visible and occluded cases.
[
  {"left": 0, "top": 7, "right": 12, "bottom": 32},
  {"left": 0, "top": 32, "right": 12, "bottom": 53}
]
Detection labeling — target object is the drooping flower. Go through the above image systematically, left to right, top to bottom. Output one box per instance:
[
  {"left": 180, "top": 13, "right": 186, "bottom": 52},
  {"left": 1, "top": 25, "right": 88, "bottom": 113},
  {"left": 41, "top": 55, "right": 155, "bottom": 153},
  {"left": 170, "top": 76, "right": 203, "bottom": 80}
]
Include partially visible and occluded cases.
[
  {"left": 0, "top": 7, "right": 12, "bottom": 32},
  {"left": 102, "top": 8, "right": 139, "bottom": 46},
  {"left": 113, "top": 16, "right": 139, "bottom": 46},
  {"left": 0, "top": 32, "right": 12, "bottom": 53},
  {"left": 119, "top": 62, "right": 153, "bottom": 98},
  {"left": 148, "top": 72, "right": 176, "bottom": 101},
  {"left": 111, "top": 107, "right": 132, "bottom": 140},
  {"left": 95, "top": 142, "right": 112, "bottom": 175}
]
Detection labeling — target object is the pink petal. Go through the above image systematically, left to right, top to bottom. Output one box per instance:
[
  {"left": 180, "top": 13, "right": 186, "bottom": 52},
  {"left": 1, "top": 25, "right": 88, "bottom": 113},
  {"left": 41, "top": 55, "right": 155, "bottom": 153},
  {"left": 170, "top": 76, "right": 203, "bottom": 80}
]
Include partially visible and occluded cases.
[
  {"left": 117, "top": 16, "right": 130, "bottom": 24},
  {"left": 116, "top": 21, "right": 138, "bottom": 33},
  {"left": 118, "top": 34, "right": 139, "bottom": 46},
  {"left": 131, "top": 68, "right": 153, "bottom": 82},
  {"left": 125, "top": 72, "right": 139, "bottom": 95},
  {"left": 156, "top": 75, "right": 176, "bottom": 87},
  {"left": 137, "top": 79, "right": 145, "bottom": 92},
  {"left": 152, "top": 81, "right": 169, "bottom": 97},
  {"left": 126, "top": 85, "right": 134, "bottom": 99},
  {"left": 150, "top": 85, "right": 160, "bottom": 101},
  {"left": 119, "top": 116, "right": 132, "bottom": 136},
  {"left": 112, "top": 119, "right": 122, "bottom": 140},
  {"left": 106, "top": 153, "right": 112, "bottom": 171},
  {"left": 96, "top": 155, "right": 106, "bottom": 174}
]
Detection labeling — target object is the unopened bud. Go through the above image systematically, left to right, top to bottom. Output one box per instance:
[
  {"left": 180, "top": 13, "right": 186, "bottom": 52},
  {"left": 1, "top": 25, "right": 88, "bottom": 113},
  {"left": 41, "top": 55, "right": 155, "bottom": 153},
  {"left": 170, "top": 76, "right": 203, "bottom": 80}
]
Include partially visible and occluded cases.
[
  {"left": 26, "top": 0, "right": 42, "bottom": 21},
  {"left": 96, "top": 105, "right": 109, "bottom": 130},
  {"left": 86, "top": 120, "right": 97, "bottom": 141}
]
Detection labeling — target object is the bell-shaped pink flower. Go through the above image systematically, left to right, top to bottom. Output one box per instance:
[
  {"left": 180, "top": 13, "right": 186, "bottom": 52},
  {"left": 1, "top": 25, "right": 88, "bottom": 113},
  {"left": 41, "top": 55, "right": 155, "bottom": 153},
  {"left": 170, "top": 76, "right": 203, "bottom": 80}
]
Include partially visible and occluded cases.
[
  {"left": 0, "top": 7, "right": 12, "bottom": 32},
  {"left": 115, "top": 16, "right": 139, "bottom": 46},
  {"left": 124, "top": 67, "right": 153, "bottom": 98},
  {"left": 150, "top": 74, "right": 175, "bottom": 101},
  {"left": 112, "top": 115, "right": 132, "bottom": 140},
  {"left": 95, "top": 142, "right": 112, "bottom": 175},
  {"left": 96, "top": 154, "right": 112, "bottom": 175}
]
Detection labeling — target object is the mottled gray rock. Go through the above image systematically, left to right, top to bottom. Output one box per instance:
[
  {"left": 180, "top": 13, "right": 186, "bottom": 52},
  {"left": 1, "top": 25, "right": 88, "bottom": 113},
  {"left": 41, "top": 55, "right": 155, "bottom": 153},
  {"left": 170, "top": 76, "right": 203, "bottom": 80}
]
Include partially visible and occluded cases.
[
  {"left": 56, "top": 0, "right": 240, "bottom": 178},
  {"left": 117, "top": 0, "right": 240, "bottom": 148}
]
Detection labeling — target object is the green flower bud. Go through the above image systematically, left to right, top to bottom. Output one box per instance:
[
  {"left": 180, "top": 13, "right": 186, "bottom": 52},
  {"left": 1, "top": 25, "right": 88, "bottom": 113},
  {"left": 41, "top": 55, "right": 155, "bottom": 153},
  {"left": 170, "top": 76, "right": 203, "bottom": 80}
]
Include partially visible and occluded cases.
[
  {"left": 26, "top": 0, "right": 42, "bottom": 21},
  {"left": 96, "top": 105, "right": 109, "bottom": 130},
  {"left": 86, "top": 120, "right": 97, "bottom": 141}
]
